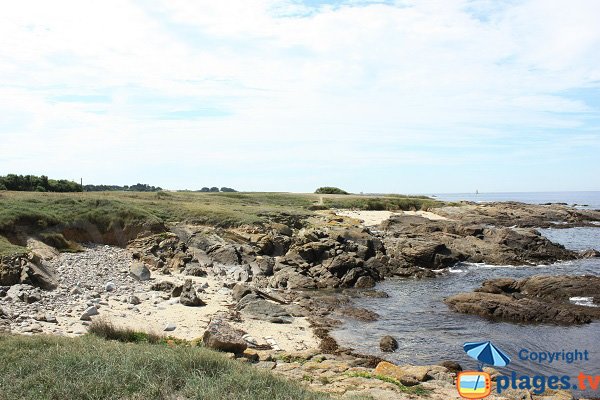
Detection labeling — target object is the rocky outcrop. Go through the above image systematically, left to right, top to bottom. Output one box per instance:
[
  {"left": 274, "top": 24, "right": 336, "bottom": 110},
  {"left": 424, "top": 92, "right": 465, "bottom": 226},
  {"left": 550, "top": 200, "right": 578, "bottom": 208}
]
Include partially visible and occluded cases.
[
  {"left": 382, "top": 215, "right": 576, "bottom": 268},
  {"left": 0, "top": 255, "right": 58, "bottom": 290},
  {"left": 445, "top": 275, "right": 600, "bottom": 325},
  {"left": 202, "top": 318, "right": 247, "bottom": 353},
  {"left": 379, "top": 335, "right": 398, "bottom": 352}
]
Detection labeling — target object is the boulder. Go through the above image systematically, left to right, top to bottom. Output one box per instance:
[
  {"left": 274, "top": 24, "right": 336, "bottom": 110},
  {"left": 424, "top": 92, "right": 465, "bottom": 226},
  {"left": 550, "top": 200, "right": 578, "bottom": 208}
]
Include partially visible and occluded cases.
[
  {"left": 129, "top": 262, "right": 151, "bottom": 281},
  {"left": 182, "top": 263, "right": 207, "bottom": 277},
  {"left": 354, "top": 275, "right": 376, "bottom": 288},
  {"left": 179, "top": 279, "right": 205, "bottom": 307},
  {"left": 232, "top": 283, "right": 252, "bottom": 302},
  {"left": 237, "top": 299, "right": 292, "bottom": 324},
  {"left": 80, "top": 306, "right": 99, "bottom": 321},
  {"left": 202, "top": 318, "right": 247, "bottom": 353},
  {"left": 379, "top": 335, "right": 398, "bottom": 352},
  {"left": 373, "top": 361, "right": 419, "bottom": 386}
]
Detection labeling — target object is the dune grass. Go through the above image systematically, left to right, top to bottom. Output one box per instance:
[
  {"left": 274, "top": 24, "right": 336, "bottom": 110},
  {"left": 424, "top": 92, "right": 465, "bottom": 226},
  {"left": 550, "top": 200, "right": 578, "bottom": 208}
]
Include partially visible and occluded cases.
[{"left": 0, "top": 333, "right": 329, "bottom": 400}]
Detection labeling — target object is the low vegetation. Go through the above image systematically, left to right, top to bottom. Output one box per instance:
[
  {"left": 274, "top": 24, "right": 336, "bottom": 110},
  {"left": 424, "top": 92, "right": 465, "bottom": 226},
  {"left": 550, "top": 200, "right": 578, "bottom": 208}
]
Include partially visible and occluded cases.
[
  {"left": 0, "top": 190, "right": 443, "bottom": 256},
  {"left": 87, "top": 319, "right": 163, "bottom": 344},
  {"left": 0, "top": 333, "right": 329, "bottom": 400},
  {"left": 345, "top": 371, "right": 430, "bottom": 395}
]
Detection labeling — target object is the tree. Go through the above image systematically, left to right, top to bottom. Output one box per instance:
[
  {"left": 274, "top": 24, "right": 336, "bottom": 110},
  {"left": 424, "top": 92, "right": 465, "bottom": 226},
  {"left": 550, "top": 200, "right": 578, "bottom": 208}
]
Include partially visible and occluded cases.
[
  {"left": 199, "top": 187, "right": 210, "bottom": 192},
  {"left": 209, "top": 187, "right": 219, "bottom": 192},
  {"left": 220, "top": 187, "right": 237, "bottom": 192},
  {"left": 315, "top": 187, "right": 349, "bottom": 195}
]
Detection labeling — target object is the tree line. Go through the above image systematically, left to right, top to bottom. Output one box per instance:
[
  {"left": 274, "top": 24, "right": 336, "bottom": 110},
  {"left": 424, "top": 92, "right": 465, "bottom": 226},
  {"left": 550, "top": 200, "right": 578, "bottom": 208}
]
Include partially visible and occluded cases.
[
  {"left": 0, "top": 174, "right": 237, "bottom": 193},
  {"left": 0, "top": 174, "right": 82, "bottom": 192}
]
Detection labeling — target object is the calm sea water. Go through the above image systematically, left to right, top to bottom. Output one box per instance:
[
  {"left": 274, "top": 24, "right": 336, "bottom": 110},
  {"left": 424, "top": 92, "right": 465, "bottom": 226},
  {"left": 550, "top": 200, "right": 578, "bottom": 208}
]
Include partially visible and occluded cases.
[
  {"left": 433, "top": 191, "right": 600, "bottom": 210},
  {"left": 331, "top": 206, "right": 600, "bottom": 397}
]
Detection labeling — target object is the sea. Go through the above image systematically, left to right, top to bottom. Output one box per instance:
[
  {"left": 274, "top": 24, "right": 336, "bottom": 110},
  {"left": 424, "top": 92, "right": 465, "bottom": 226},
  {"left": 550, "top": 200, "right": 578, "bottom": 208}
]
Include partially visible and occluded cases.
[{"left": 331, "top": 192, "right": 600, "bottom": 397}]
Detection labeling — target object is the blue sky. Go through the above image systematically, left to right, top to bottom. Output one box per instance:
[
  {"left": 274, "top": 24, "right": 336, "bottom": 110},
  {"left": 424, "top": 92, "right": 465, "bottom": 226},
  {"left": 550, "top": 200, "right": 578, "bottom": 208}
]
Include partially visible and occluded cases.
[{"left": 0, "top": 0, "right": 599, "bottom": 193}]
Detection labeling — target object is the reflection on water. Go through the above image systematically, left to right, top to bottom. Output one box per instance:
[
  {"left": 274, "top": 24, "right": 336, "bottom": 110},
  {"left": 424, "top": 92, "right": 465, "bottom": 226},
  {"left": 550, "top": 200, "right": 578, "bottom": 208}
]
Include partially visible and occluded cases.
[{"left": 331, "top": 228, "right": 600, "bottom": 397}]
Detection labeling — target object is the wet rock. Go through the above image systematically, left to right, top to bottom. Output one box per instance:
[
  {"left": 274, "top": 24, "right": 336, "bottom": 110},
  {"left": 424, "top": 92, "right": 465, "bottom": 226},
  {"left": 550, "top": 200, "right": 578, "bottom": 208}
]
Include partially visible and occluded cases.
[
  {"left": 129, "top": 262, "right": 151, "bottom": 281},
  {"left": 354, "top": 275, "right": 376, "bottom": 288},
  {"left": 179, "top": 279, "right": 205, "bottom": 307},
  {"left": 340, "top": 306, "right": 379, "bottom": 322},
  {"left": 202, "top": 318, "right": 247, "bottom": 353},
  {"left": 379, "top": 335, "right": 398, "bottom": 352},
  {"left": 438, "top": 360, "right": 462, "bottom": 373}
]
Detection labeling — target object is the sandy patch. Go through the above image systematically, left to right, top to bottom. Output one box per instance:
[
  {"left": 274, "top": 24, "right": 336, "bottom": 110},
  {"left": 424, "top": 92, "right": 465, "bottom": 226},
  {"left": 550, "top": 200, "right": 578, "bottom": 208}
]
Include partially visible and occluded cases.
[{"left": 335, "top": 209, "right": 449, "bottom": 226}]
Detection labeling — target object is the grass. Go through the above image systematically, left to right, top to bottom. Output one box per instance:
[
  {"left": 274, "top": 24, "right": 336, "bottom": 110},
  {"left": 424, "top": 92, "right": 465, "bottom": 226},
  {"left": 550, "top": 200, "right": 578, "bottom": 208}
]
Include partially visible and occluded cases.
[
  {"left": 0, "top": 190, "right": 443, "bottom": 256},
  {"left": 0, "top": 235, "right": 27, "bottom": 257},
  {"left": 88, "top": 319, "right": 164, "bottom": 344},
  {"left": 0, "top": 333, "right": 330, "bottom": 400},
  {"left": 345, "top": 371, "right": 431, "bottom": 396}
]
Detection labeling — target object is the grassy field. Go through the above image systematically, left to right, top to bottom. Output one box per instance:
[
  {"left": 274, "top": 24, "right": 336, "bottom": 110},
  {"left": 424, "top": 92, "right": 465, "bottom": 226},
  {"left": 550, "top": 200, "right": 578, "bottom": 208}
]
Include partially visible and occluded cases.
[
  {"left": 0, "top": 190, "right": 443, "bottom": 256},
  {"left": 0, "top": 334, "right": 329, "bottom": 400}
]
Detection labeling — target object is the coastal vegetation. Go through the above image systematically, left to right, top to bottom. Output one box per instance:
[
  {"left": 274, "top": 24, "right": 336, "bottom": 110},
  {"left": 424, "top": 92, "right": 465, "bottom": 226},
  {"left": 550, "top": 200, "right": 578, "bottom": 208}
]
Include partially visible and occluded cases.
[
  {"left": 315, "top": 187, "right": 349, "bottom": 195},
  {"left": 0, "top": 191, "right": 442, "bottom": 256},
  {"left": 0, "top": 333, "right": 329, "bottom": 400}
]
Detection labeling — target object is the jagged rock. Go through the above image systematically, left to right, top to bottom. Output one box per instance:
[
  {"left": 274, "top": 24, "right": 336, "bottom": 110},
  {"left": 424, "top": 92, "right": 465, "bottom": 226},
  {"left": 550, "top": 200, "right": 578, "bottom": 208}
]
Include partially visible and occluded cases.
[
  {"left": 129, "top": 262, "right": 151, "bottom": 281},
  {"left": 446, "top": 275, "right": 600, "bottom": 325},
  {"left": 179, "top": 279, "right": 205, "bottom": 307},
  {"left": 202, "top": 318, "right": 247, "bottom": 353},
  {"left": 379, "top": 335, "right": 398, "bottom": 352}
]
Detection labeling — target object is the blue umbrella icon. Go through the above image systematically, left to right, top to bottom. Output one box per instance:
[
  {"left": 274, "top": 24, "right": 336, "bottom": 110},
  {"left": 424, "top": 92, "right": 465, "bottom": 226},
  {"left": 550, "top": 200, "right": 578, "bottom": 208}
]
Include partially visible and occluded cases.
[{"left": 463, "top": 341, "right": 511, "bottom": 371}]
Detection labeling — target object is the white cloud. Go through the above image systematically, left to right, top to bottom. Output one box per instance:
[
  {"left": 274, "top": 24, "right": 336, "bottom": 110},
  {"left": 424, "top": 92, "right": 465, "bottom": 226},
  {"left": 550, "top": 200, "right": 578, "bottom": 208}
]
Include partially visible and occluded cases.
[{"left": 0, "top": 0, "right": 599, "bottom": 191}]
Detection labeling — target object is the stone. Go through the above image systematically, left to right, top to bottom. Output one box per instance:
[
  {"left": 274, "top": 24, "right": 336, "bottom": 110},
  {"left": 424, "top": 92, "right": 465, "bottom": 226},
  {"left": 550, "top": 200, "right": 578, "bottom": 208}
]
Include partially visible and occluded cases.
[
  {"left": 129, "top": 262, "right": 151, "bottom": 281},
  {"left": 182, "top": 263, "right": 207, "bottom": 277},
  {"left": 354, "top": 275, "right": 376, "bottom": 288},
  {"left": 180, "top": 279, "right": 205, "bottom": 307},
  {"left": 105, "top": 282, "right": 116, "bottom": 292},
  {"left": 232, "top": 283, "right": 252, "bottom": 302},
  {"left": 128, "top": 295, "right": 141, "bottom": 305},
  {"left": 237, "top": 299, "right": 292, "bottom": 323},
  {"left": 80, "top": 306, "right": 99, "bottom": 321},
  {"left": 202, "top": 318, "right": 247, "bottom": 353},
  {"left": 164, "top": 323, "right": 177, "bottom": 332},
  {"left": 379, "top": 335, "right": 398, "bottom": 352},
  {"left": 438, "top": 360, "right": 462, "bottom": 373},
  {"left": 253, "top": 361, "right": 276, "bottom": 370},
  {"left": 373, "top": 361, "right": 419, "bottom": 386}
]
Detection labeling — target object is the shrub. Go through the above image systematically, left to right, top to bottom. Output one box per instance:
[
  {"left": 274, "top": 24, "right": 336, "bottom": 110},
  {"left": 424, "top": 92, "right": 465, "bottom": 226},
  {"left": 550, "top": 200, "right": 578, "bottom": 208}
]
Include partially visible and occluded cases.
[
  {"left": 315, "top": 187, "right": 349, "bottom": 195},
  {"left": 88, "top": 318, "right": 162, "bottom": 344}
]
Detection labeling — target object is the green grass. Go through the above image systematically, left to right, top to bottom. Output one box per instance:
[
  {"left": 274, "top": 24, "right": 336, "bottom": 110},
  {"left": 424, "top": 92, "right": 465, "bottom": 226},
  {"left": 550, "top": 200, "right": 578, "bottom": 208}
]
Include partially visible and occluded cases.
[
  {"left": 0, "top": 190, "right": 443, "bottom": 256},
  {"left": 0, "top": 235, "right": 27, "bottom": 257},
  {"left": 0, "top": 334, "right": 329, "bottom": 400},
  {"left": 345, "top": 371, "right": 430, "bottom": 396}
]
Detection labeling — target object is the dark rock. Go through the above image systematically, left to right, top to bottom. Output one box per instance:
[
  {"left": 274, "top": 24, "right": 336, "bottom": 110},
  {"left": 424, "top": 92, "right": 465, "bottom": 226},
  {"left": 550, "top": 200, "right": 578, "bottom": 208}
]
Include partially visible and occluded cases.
[
  {"left": 580, "top": 249, "right": 600, "bottom": 258},
  {"left": 353, "top": 275, "right": 376, "bottom": 288},
  {"left": 445, "top": 275, "right": 600, "bottom": 325},
  {"left": 179, "top": 279, "right": 205, "bottom": 307},
  {"left": 340, "top": 306, "right": 379, "bottom": 322},
  {"left": 203, "top": 318, "right": 247, "bottom": 353},
  {"left": 380, "top": 335, "right": 398, "bottom": 352},
  {"left": 439, "top": 361, "right": 462, "bottom": 373}
]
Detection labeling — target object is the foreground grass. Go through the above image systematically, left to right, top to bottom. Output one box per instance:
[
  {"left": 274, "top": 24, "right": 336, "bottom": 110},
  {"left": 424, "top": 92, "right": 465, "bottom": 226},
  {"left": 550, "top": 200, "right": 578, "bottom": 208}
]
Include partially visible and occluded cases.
[{"left": 0, "top": 334, "right": 329, "bottom": 400}]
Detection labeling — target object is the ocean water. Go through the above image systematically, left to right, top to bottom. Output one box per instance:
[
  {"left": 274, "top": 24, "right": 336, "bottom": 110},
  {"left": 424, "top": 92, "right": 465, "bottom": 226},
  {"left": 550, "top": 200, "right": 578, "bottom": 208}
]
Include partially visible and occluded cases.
[
  {"left": 433, "top": 191, "right": 600, "bottom": 210},
  {"left": 331, "top": 222, "right": 600, "bottom": 397}
]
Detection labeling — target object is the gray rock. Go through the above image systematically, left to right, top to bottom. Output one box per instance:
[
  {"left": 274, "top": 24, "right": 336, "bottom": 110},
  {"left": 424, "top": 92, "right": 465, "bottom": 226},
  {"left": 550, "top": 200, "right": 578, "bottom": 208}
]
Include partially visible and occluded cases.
[
  {"left": 129, "top": 262, "right": 151, "bottom": 281},
  {"left": 182, "top": 263, "right": 207, "bottom": 277},
  {"left": 180, "top": 279, "right": 206, "bottom": 307},
  {"left": 105, "top": 282, "right": 116, "bottom": 292},
  {"left": 232, "top": 283, "right": 252, "bottom": 302},
  {"left": 128, "top": 295, "right": 141, "bottom": 305},
  {"left": 238, "top": 299, "right": 292, "bottom": 324},
  {"left": 80, "top": 306, "right": 99, "bottom": 321},
  {"left": 45, "top": 314, "right": 58, "bottom": 324},
  {"left": 202, "top": 318, "right": 247, "bottom": 353},
  {"left": 164, "top": 323, "right": 177, "bottom": 332}
]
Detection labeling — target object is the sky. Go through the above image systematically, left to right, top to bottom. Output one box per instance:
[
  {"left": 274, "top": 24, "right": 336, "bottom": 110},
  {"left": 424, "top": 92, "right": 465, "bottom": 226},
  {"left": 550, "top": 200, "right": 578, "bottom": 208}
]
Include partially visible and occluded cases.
[{"left": 1, "top": 0, "right": 599, "bottom": 193}]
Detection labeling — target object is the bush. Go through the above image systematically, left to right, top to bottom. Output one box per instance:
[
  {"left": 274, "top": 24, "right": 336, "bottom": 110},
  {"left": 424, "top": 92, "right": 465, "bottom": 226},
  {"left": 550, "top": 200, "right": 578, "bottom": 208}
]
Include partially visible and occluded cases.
[{"left": 315, "top": 187, "right": 349, "bottom": 195}]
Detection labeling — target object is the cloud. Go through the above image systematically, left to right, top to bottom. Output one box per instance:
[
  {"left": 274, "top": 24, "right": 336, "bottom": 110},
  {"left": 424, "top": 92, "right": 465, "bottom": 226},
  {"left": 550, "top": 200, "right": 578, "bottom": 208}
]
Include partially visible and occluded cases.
[{"left": 0, "top": 0, "right": 599, "bottom": 192}]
